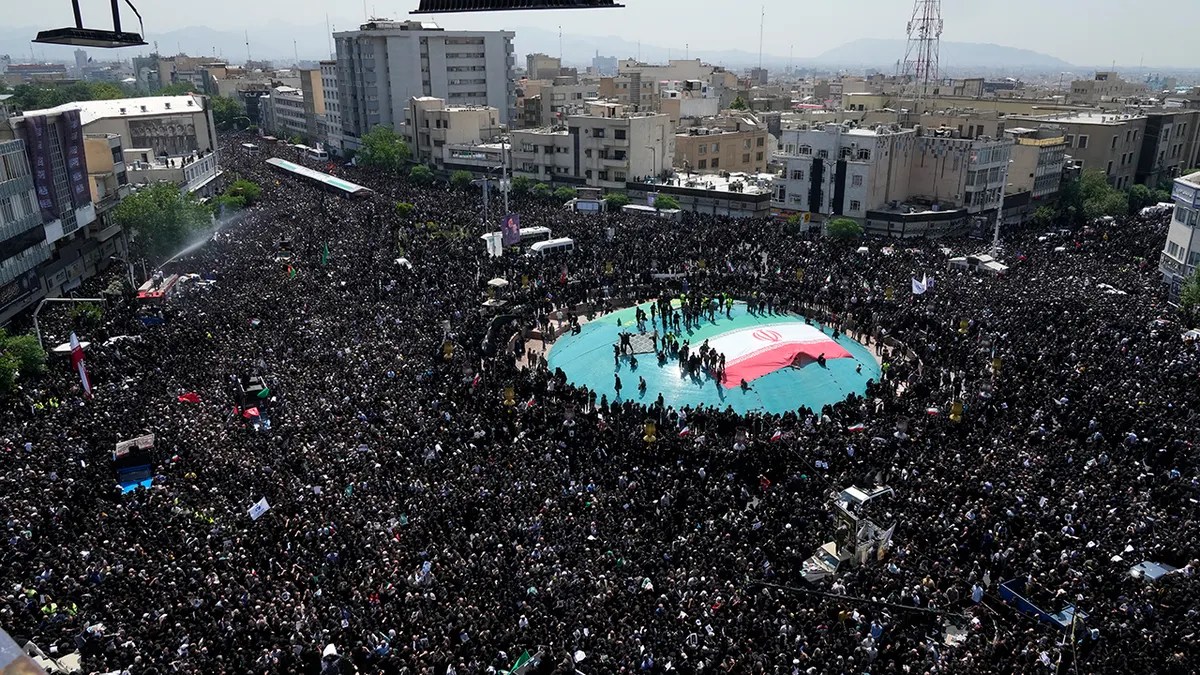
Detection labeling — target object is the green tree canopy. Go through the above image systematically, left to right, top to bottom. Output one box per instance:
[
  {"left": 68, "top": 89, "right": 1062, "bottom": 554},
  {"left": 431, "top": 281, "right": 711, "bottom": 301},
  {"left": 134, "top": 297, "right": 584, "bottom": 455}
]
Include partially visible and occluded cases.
[
  {"left": 5, "top": 81, "right": 133, "bottom": 110},
  {"left": 159, "top": 82, "right": 197, "bottom": 96},
  {"left": 210, "top": 95, "right": 246, "bottom": 129},
  {"left": 730, "top": 95, "right": 748, "bottom": 110},
  {"left": 358, "top": 125, "right": 411, "bottom": 173},
  {"left": 409, "top": 164, "right": 434, "bottom": 184},
  {"left": 450, "top": 170, "right": 474, "bottom": 191},
  {"left": 510, "top": 175, "right": 534, "bottom": 196},
  {"left": 226, "top": 179, "right": 262, "bottom": 206},
  {"left": 114, "top": 183, "right": 213, "bottom": 264},
  {"left": 531, "top": 183, "right": 553, "bottom": 199},
  {"left": 553, "top": 186, "right": 577, "bottom": 203},
  {"left": 604, "top": 192, "right": 631, "bottom": 209},
  {"left": 653, "top": 194, "right": 681, "bottom": 210},
  {"left": 395, "top": 202, "right": 415, "bottom": 218},
  {"left": 826, "top": 217, "right": 864, "bottom": 240},
  {"left": 1181, "top": 267, "right": 1200, "bottom": 328},
  {"left": 0, "top": 330, "right": 47, "bottom": 379}
]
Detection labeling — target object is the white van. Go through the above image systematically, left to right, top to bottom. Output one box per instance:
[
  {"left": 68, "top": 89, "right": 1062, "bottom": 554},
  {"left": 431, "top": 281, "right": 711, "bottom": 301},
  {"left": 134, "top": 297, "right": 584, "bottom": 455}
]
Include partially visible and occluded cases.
[{"left": 528, "top": 237, "right": 575, "bottom": 256}]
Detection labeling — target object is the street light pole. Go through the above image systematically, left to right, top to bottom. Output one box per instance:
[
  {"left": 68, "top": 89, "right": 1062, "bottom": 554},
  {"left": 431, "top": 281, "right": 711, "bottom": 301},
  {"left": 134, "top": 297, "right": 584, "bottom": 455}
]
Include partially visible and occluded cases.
[{"left": 993, "top": 157, "right": 1013, "bottom": 258}]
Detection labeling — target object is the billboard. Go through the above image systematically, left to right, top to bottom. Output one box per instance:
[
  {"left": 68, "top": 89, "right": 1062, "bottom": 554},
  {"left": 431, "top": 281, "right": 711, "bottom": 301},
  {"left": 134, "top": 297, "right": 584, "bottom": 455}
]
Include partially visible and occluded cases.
[
  {"left": 61, "top": 109, "right": 90, "bottom": 209},
  {"left": 23, "top": 115, "right": 57, "bottom": 222},
  {"left": 500, "top": 213, "right": 520, "bottom": 246}
]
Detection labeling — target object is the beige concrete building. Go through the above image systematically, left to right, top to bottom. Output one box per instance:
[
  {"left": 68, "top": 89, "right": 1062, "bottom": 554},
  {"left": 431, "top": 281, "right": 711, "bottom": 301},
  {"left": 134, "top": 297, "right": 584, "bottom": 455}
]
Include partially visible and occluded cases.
[
  {"left": 526, "top": 53, "right": 562, "bottom": 80},
  {"left": 298, "top": 69, "right": 327, "bottom": 146},
  {"left": 1068, "top": 72, "right": 1147, "bottom": 105},
  {"left": 520, "top": 78, "right": 599, "bottom": 128},
  {"left": 406, "top": 97, "right": 502, "bottom": 171},
  {"left": 511, "top": 102, "right": 673, "bottom": 190},
  {"left": 1136, "top": 109, "right": 1200, "bottom": 188},
  {"left": 1007, "top": 111, "right": 1146, "bottom": 188},
  {"left": 675, "top": 113, "right": 769, "bottom": 174},
  {"left": 1005, "top": 126, "right": 1068, "bottom": 200}
]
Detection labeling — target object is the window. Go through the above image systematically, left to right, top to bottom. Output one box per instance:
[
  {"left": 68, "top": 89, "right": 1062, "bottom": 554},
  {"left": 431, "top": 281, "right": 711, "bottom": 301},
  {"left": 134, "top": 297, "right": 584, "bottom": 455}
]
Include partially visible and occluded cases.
[
  {"left": 592, "top": 128, "right": 606, "bottom": 138},
  {"left": 614, "top": 129, "right": 626, "bottom": 140},
  {"left": 1126, "top": 129, "right": 1132, "bottom": 143},
  {"left": 1133, "top": 129, "right": 1139, "bottom": 142},
  {"left": 1065, "top": 134, "right": 1074, "bottom": 147},
  {"left": 1077, "top": 135, "right": 1088, "bottom": 149},
  {"left": 1111, "top": 135, "right": 1118, "bottom": 150},
  {"left": 756, "top": 137, "right": 764, "bottom": 147},
  {"left": 744, "top": 139, "right": 752, "bottom": 150},
  {"left": 711, "top": 142, "right": 719, "bottom": 152},
  {"left": 698, "top": 144, "right": 707, "bottom": 154},
  {"left": 799, "top": 145, "right": 812, "bottom": 156},
  {"left": 857, "top": 149, "right": 871, "bottom": 161},
  {"left": 817, "top": 150, "right": 828, "bottom": 159},
  {"left": 756, "top": 151, "right": 763, "bottom": 161},
  {"left": 743, "top": 153, "right": 751, "bottom": 163},
  {"left": 711, "top": 158, "right": 719, "bottom": 168},
  {"left": 698, "top": 159, "right": 707, "bottom": 169},
  {"left": 1107, "top": 161, "right": 1113, "bottom": 174},
  {"left": 790, "top": 169, "right": 804, "bottom": 180},
  {"left": 599, "top": 171, "right": 609, "bottom": 181},
  {"left": 615, "top": 171, "right": 626, "bottom": 182},
  {"left": 852, "top": 174, "right": 863, "bottom": 187},
  {"left": 0, "top": 196, "right": 14, "bottom": 221},
  {"left": 849, "top": 200, "right": 861, "bottom": 211},
  {"left": 1167, "top": 241, "right": 1180, "bottom": 257},
  {"left": 1189, "top": 250, "right": 1200, "bottom": 266}
]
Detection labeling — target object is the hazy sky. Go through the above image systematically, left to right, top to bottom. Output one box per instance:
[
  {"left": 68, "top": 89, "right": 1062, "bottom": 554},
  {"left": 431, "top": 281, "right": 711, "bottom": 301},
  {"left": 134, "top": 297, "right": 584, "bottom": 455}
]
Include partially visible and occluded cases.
[{"left": 14, "top": 0, "right": 1196, "bottom": 67}]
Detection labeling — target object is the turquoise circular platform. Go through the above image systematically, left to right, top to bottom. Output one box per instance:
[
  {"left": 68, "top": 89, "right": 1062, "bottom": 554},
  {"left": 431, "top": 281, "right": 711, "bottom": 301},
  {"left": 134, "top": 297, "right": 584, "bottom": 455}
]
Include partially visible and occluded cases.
[{"left": 547, "top": 301, "right": 881, "bottom": 416}]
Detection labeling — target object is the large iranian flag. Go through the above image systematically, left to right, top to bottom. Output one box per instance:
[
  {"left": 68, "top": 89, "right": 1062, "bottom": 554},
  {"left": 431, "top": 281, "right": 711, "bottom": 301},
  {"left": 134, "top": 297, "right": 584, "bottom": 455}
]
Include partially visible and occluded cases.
[{"left": 707, "top": 323, "right": 851, "bottom": 386}]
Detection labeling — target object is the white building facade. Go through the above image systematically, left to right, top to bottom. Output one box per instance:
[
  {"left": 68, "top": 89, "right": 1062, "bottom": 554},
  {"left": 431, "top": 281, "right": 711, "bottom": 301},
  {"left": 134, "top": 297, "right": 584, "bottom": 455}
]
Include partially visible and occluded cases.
[
  {"left": 334, "top": 20, "right": 515, "bottom": 152},
  {"left": 319, "top": 60, "right": 343, "bottom": 154},
  {"left": 773, "top": 124, "right": 916, "bottom": 221},
  {"left": 1161, "top": 171, "right": 1200, "bottom": 298}
]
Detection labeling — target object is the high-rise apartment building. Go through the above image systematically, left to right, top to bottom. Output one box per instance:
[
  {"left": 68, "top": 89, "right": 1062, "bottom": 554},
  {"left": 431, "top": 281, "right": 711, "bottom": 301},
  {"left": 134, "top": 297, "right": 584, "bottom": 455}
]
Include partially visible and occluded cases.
[
  {"left": 334, "top": 20, "right": 515, "bottom": 151},
  {"left": 319, "top": 61, "right": 343, "bottom": 154},
  {"left": 0, "top": 139, "right": 50, "bottom": 325},
  {"left": 1160, "top": 171, "right": 1200, "bottom": 298}
]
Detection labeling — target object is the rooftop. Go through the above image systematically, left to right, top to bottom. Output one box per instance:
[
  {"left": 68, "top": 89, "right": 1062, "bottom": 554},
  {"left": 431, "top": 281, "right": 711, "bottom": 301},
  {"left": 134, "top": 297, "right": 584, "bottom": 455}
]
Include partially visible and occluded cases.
[
  {"left": 19, "top": 95, "right": 205, "bottom": 125},
  {"left": 1010, "top": 110, "right": 1147, "bottom": 125}
]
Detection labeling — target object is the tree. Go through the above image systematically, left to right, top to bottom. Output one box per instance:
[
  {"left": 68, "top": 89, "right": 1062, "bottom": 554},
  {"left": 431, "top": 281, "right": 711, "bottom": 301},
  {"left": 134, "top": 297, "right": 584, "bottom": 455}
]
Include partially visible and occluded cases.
[
  {"left": 159, "top": 82, "right": 197, "bottom": 96},
  {"left": 210, "top": 95, "right": 246, "bottom": 129},
  {"left": 730, "top": 95, "right": 748, "bottom": 110},
  {"left": 358, "top": 125, "right": 411, "bottom": 173},
  {"left": 409, "top": 164, "right": 434, "bottom": 184},
  {"left": 450, "top": 170, "right": 474, "bottom": 191},
  {"left": 510, "top": 175, "right": 534, "bottom": 196},
  {"left": 226, "top": 179, "right": 262, "bottom": 206},
  {"left": 114, "top": 183, "right": 213, "bottom": 264},
  {"left": 531, "top": 183, "right": 553, "bottom": 199},
  {"left": 1127, "top": 183, "right": 1153, "bottom": 214},
  {"left": 554, "top": 186, "right": 577, "bottom": 203},
  {"left": 604, "top": 192, "right": 631, "bottom": 209},
  {"left": 212, "top": 194, "right": 246, "bottom": 215},
  {"left": 653, "top": 194, "right": 681, "bottom": 210},
  {"left": 395, "top": 202, "right": 415, "bottom": 218},
  {"left": 1032, "top": 205, "right": 1057, "bottom": 228},
  {"left": 826, "top": 217, "right": 863, "bottom": 240},
  {"left": 1181, "top": 267, "right": 1200, "bottom": 328},
  {"left": 2, "top": 332, "right": 47, "bottom": 377},
  {"left": 0, "top": 352, "right": 17, "bottom": 397}
]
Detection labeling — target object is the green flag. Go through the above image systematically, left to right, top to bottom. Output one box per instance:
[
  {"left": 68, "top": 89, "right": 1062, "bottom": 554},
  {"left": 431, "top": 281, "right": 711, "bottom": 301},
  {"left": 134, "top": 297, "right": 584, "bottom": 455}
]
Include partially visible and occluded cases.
[
  {"left": 321, "top": 242, "right": 329, "bottom": 266},
  {"left": 257, "top": 387, "right": 271, "bottom": 399},
  {"left": 506, "top": 651, "right": 532, "bottom": 675}
]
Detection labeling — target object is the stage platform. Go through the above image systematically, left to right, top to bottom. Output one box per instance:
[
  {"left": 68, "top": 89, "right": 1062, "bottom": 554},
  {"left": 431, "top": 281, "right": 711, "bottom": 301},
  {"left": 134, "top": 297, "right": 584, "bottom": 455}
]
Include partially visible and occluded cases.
[{"left": 546, "top": 301, "right": 882, "bottom": 416}]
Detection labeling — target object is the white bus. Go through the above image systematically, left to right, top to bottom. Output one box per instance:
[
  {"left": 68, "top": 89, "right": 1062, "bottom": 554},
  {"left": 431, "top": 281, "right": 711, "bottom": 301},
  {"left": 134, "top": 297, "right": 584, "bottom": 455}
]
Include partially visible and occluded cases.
[
  {"left": 305, "top": 146, "right": 329, "bottom": 162},
  {"left": 528, "top": 237, "right": 575, "bottom": 256}
]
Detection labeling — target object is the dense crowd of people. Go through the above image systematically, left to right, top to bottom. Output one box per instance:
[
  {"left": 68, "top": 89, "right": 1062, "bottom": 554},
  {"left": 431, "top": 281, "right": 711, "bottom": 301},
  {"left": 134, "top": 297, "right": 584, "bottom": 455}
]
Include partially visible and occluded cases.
[{"left": 1, "top": 131, "right": 1198, "bottom": 675}]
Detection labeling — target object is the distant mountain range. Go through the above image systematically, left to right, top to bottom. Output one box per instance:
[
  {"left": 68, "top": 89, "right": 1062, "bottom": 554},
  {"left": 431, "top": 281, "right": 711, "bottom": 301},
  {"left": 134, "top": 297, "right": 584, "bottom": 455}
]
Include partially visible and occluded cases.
[
  {"left": 2, "top": 24, "right": 1072, "bottom": 73},
  {"left": 812, "top": 38, "right": 1075, "bottom": 70}
]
